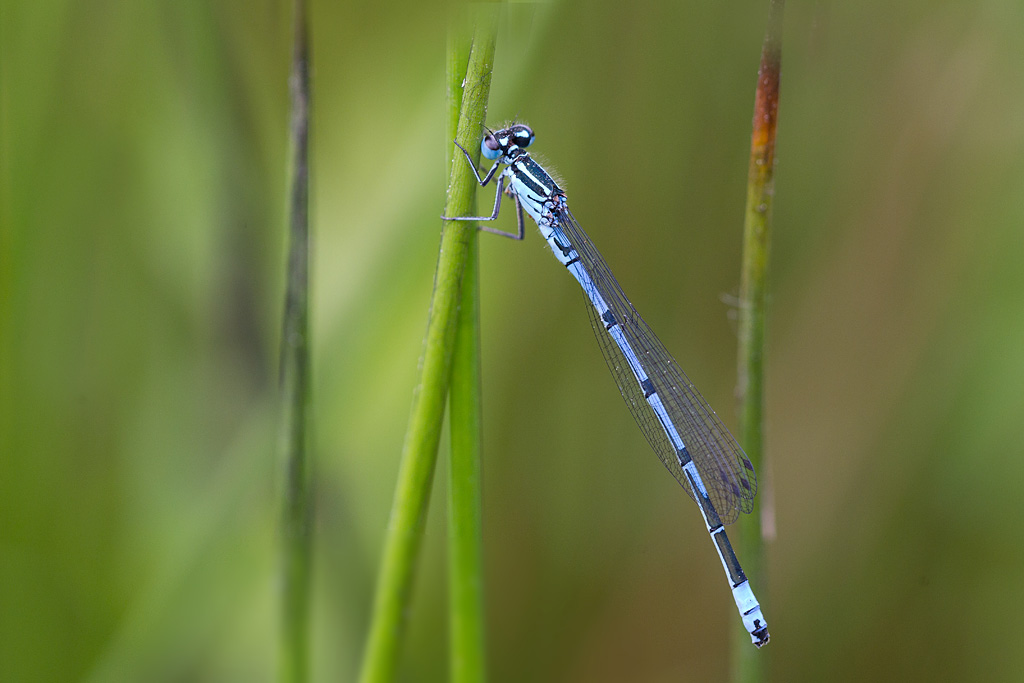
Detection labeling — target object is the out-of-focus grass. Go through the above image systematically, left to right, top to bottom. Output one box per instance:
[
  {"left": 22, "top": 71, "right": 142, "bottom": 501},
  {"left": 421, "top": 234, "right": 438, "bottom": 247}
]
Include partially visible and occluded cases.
[
  {"left": 279, "top": 0, "right": 312, "bottom": 681},
  {"left": 3, "top": 1, "right": 1024, "bottom": 682}
]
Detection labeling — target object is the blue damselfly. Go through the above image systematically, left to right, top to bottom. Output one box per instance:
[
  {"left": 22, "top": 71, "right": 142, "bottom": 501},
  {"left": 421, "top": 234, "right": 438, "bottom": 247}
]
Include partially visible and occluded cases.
[{"left": 443, "top": 124, "right": 769, "bottom": 648}]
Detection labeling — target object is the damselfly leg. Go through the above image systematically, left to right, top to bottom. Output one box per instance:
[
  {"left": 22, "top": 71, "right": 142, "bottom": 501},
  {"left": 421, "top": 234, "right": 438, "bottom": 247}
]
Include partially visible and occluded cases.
[{"left": 442, "top": 140, "right": 524, "bottom": 240}]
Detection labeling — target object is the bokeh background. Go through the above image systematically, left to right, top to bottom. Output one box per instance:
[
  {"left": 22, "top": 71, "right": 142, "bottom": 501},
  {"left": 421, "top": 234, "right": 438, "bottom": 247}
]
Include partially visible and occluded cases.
[{"left": 4, "top": 1, "right": 1024, "bottom": 681}]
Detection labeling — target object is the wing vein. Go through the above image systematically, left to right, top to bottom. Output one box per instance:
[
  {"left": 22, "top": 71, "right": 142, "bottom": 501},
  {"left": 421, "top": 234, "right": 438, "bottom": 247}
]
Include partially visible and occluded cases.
[{"left": 554, "top": 206, "right": 756, "bottom": 523}]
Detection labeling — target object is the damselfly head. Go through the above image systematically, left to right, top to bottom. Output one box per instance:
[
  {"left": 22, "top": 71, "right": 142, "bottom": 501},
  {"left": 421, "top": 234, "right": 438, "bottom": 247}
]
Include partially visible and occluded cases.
[{"left": 481, "top": 124, "right": 535, "bottom": 160}]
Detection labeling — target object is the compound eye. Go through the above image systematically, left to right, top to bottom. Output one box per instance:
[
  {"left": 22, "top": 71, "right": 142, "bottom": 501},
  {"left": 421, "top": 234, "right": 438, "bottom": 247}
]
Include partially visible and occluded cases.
[
  {"left": 512, "top": 125, "right": 534, "bottom": 148},
  {"left": 481, "top": 134, "right": 501, "bottom": 160}
]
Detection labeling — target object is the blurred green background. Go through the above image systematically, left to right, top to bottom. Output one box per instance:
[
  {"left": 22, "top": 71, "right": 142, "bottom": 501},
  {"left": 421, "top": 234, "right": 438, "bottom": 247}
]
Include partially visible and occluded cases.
[{"left": 3, "top": 0, "right": 1024, "bottom": 681}]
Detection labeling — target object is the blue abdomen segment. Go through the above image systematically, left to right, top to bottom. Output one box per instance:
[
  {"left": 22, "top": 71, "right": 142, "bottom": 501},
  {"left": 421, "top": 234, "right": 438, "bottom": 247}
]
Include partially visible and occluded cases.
[{"left": 555, "top": 239, "right": 691, "bottom": 464}]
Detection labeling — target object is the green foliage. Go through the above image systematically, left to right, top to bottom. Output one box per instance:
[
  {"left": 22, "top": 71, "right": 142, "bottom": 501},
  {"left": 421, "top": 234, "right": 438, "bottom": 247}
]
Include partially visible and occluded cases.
[
  {"left": 358, "top": 11, "right": 499, "bottom": 683},
  {"left": 447, "top": 17, "right": 488, "bottom": 683}
]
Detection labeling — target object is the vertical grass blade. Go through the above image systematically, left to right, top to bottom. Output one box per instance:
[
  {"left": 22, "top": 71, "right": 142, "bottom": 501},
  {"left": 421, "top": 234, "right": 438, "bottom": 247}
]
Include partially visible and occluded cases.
[
  {"left": 279, "top": 0, "right": 313, "bottom": 681},
  {"left": 733, "top": 0, "right": 783, "bottom": 680},
  {"left": 357, "top": 10, "right": 499, "bottom": 683},
  {"left": 446, "top": 20, "right": 487, "bottom": 683}
]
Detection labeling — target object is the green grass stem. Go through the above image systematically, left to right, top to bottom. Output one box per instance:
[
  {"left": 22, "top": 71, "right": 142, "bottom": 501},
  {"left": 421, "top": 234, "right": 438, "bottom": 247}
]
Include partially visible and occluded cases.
[
  {"left": 279, "top": 0, "right": 313, "bottom": 681},
  {"left": 733, "top": 1, "right": 783, "bottom": 681},
  {"left": 357, "top": 11, "right": 499, "bottom": 683},
  {"left": 446, "top": 20, "right": 487, "bottom": 683}
]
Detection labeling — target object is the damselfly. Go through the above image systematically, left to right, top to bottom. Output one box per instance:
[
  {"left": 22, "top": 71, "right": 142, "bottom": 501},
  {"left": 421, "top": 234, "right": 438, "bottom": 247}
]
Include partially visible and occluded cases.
[{"left": 443, "top": 124, "right": 769, "bottom": 648}]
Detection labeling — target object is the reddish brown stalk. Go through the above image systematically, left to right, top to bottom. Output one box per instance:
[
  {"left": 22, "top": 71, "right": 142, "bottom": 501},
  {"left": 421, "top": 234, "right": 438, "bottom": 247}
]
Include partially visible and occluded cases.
[{"left": 734, "top": 0, "right": 783, "bottom": 681}]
